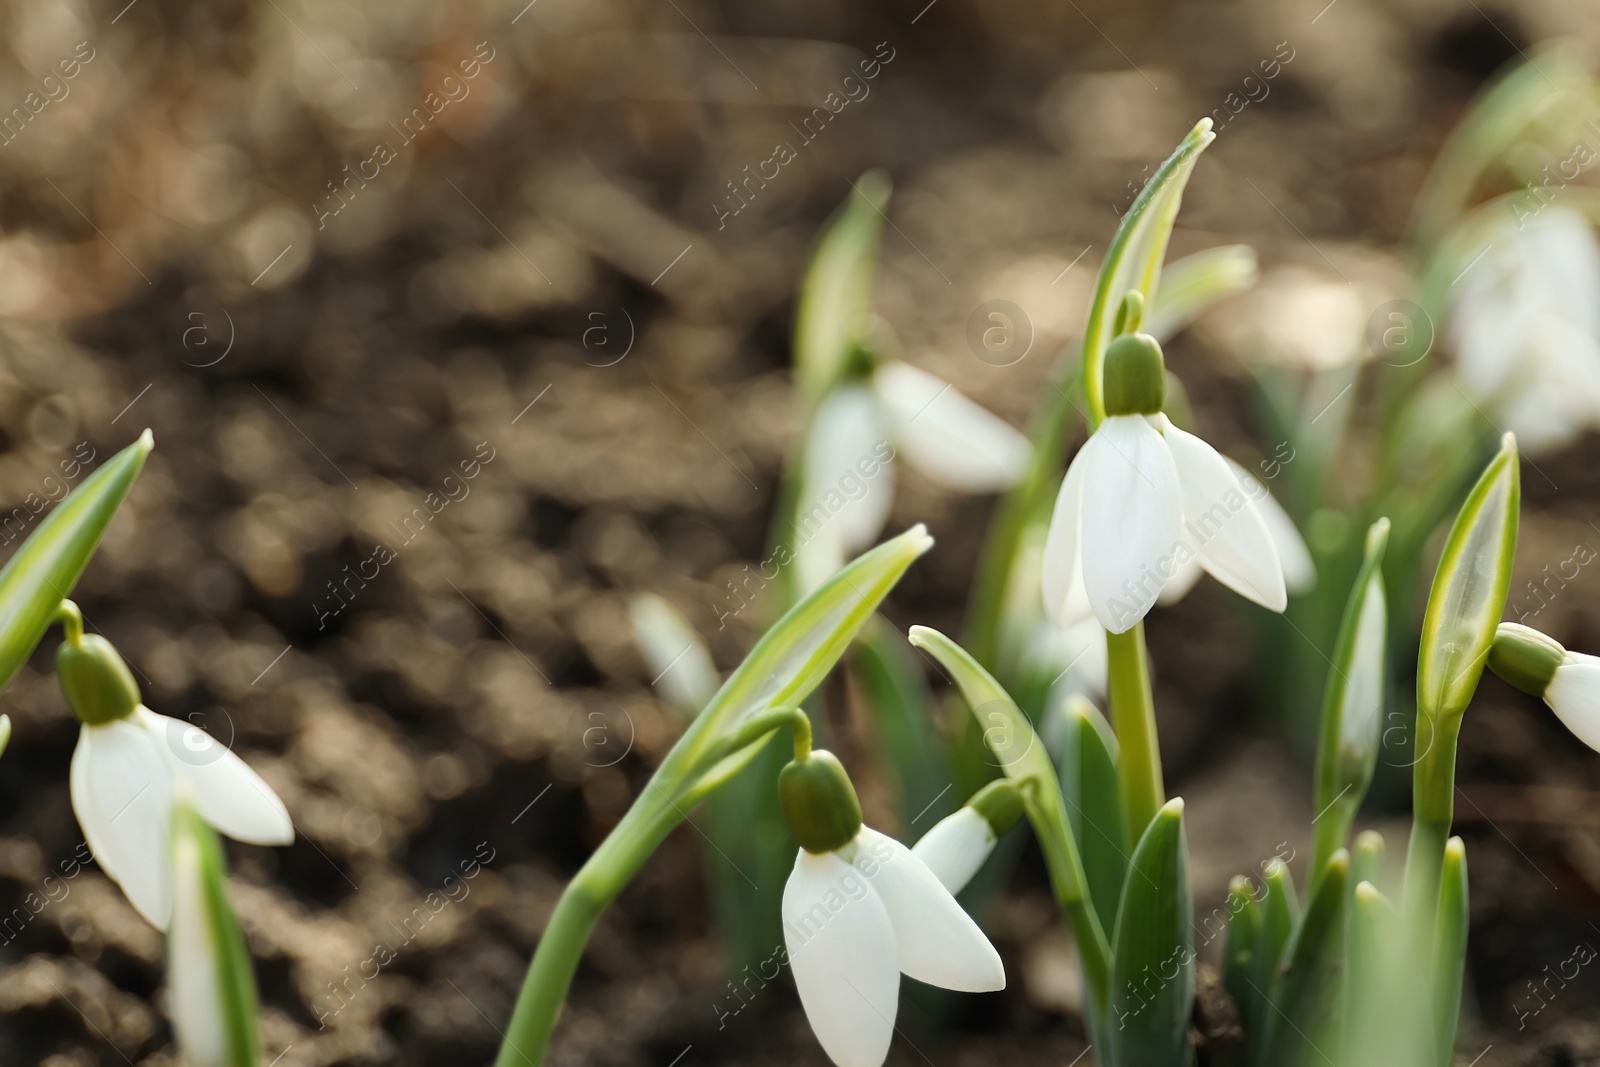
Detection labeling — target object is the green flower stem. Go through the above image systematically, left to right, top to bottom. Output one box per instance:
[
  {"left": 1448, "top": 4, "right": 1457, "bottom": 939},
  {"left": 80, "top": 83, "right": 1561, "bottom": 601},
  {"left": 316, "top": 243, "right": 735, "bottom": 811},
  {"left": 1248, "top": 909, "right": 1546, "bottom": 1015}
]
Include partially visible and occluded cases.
[
  {"left": 55, "top": 600, "right": 84, "bottom": 646},
  {"left": 1106, "top": 623, "right": 1164, "bottom": 847},
  {"left": 1402, "top": 710, "right": 1458, "bottom": 936},
  {"left": 496, "top": 797, "right": 682, "bottom": 1067}
]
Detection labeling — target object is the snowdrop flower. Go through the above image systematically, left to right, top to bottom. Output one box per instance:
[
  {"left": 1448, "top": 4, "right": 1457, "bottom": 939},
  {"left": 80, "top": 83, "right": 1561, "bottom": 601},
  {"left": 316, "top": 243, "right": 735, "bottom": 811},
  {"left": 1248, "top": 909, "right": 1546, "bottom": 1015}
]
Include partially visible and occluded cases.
[
  {"left": 1452, "top": 207, "right": 1600, "bottom": 455},
  {"left": 1042, "top": 325, "right": 1286, "bottom": 634},
  {"left": 797, "top": 360, "right": 1032, "bottom": 589},
  {"left": 1488, "top": 622, "right": 1600, "bottom": 751},
  {"left": 58, "top": 632, "right": 292, "bottom": 931},
  {"left": 780, "top": 748, "right": 1004, "bottom": 1067},
  {"left": 911, "top": 779, "right": 1023, "bottom": 894},
  {"left": 168, "top": 799, "right": 263, "bottom": 1067}
]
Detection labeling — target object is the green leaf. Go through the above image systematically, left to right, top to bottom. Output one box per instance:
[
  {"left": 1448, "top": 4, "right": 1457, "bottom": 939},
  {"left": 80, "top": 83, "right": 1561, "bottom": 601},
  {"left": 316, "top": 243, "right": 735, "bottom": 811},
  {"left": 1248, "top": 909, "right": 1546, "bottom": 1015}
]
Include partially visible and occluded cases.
[
  {"left": 1410, "top": 42, "right": 1595, "bottom": 259},
  {"left": 1082, "top": 119, "right": 1216, "bottom": 424},
  {"left": 793, "top": 172, "right": 891, "bottom": 408},
  {"left": 1144, "top": 243, "right": 1258, "bottom": 342},
  {"left": 0, "top": 431, "right": 151, "bottom": 694},
  {"left": 1416, "top": 433, "right": 1519, "bottom": 730},
  {"left": 1311, "top": 519, "right": 1389, "bottom": 878},
  {"left": 628, "top": 593, "right": 720, "bottom": 719},
  {"left": 852, "top": 622, "right": 953, "bottom": 831},
  {"left": 907, "top": 625, "right": 1110, "bottom": 1016},
  {"left": 1056, "top": 695, "right": 1126, "bottom": 929},
  {"left": 0, "top": 714, "right": 10, "bottom": 760},
  {"left": 1108, "top": 798, "right": 1193, "bottom": 1067},
  {"left": 169, "top": 800, "right": 262, "bottom": 1067},
  {"left": 1350, "top": 829, "right": 1385, "bottom": 896},
  {"left": 1430, "top": 837, "right": 1469, "bottom": 1066},
  {"left": 1261, "top": 850, "right": 1348, "bottom": 1067},
  {"left": 1252, "top": 858, "right": 1299, "bottom": 1007},
  {"left": 1223, "top": 876, "right": 1265, "bottom": 1060},
  {"left": 1346, "top": 881, "right": 1435, "bottom": 1067}
]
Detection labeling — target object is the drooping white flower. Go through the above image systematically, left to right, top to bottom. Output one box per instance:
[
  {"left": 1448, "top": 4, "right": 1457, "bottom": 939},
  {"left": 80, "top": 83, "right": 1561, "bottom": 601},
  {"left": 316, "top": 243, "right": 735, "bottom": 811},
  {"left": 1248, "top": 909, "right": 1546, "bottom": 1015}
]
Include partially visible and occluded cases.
[
  {"left": 1452, "top": 207, "right": 1600, "bottom": 455},
  {"left": 796, "top": 361, "right": 1032, "bottom": 589},
  {"left": 1042, "top": 400, "right": 1286, "bottom": 636},
  {"left": 58, "top": 632, "right": 290, "bottom": 932},
  {"left": 1543, "top": 653, "right": 1600, "bottom": 751},
  {"left": 71, "top": 707, "right": 293, "bottom": 930},
  {"left": 780, "top": 748, "right": 1003, "bottom": 1067},
  {"left": 168, "top": 799, "right": 263, "bottom": 1067},
  {"left": 783, "top": 827, "right": 1005, "bottom": 1067}
]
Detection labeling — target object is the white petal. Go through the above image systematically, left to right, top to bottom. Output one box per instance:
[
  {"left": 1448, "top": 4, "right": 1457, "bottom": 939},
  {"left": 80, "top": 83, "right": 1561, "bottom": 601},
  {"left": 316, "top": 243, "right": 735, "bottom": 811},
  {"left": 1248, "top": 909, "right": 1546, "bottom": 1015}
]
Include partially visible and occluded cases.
[
  {"left": 1526, "top": 208, "right": 1600, "bottom": 334},
  {"left": 874, "top": 363, "right": 1032, "bottom": 492},
  {"left": 802, "top": 385, "right": 897, "bottom": 552},
  {"left": 1078, "top": 415, "right": 1182, "bottom": 634},
  {"left": 1160, "top": 419, "right": 1287, "bottom": 613},
  {"left": 1041, "top": 448, "right": 1089, "bottom": 628},
  {"left": 1225, "top": 457, "right": 1315, "bottom": 594},
  {"left": 795, "top": 517, "right": 848, "bottom": 597},
  {"left": 1545, "top": 653, "right": 1600, "bottom": 752},
  {"left": 141, "top": 709, "right": 293, "bottom": 846},
  {"left": 72, "top": 719, "right": 174, "bottom": 929},
  {"left": 911, "top": 807, "right": 996, "bottom": 895},
  {"left": 168, "top": 823, "right": 228, "bottom": 1066},
  {"left": 854, "top": 827, "right": 1004, "bottom": 992},
  {"left": 782, "top": 848, "right": 900, "bottom": 1067}
]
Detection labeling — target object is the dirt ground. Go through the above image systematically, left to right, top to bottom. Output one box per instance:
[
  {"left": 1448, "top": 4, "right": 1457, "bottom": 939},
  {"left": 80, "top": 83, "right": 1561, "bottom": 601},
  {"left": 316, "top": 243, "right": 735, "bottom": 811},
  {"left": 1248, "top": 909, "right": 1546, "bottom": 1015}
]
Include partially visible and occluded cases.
[{"left": 0, "top": 0, "right": 1596, "bottom": 1064}]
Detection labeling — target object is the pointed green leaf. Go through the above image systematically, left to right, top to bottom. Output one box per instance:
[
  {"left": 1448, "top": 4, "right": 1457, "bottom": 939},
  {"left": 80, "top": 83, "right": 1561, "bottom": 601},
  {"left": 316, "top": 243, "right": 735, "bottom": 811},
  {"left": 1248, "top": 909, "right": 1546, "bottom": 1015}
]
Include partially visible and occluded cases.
[
  {"left": 1083, "top": 119, "right": 1216, "bottom": 424},
  {"left": 793, "top": 172, "right": 890, "bottom": 408},
  {"left": 1144, "top": 243, "right": 1258, "bottom": 342},
  {"left": 0, "top": 431, "right": 151, "bottom": 693},
  {"left": 1416, "top": 433, "right": 1519, "bottom": 730},
  {"left": 1312, "top": 519, "right": 1389, "bottom": 878},
  {"left": 907, "top": 624, "right": 1110, "bottom": 1014},
  {"left": 1056, "top": 695, "right": 1126, "bottom": 928},
  {"left": 1108, "top": 798, "right": 1193, "bottom": 1067},
  {"left": 169, "top": 800, "right": 262, "bottom": 1067},
  {"left": 1351, "top": 829, "right": 1385, "bottom": 896},
  {"left": 1430, "top": 837, "right": 1469, "bottom": 1066},
  {"left": 1261, "top": 850, "right": 1348, "bottom": 1067},
  {"left": 1253, "top": 858, "right": 1299, "bottom": 1004},
  {"left": 1222, "top": 876, "right": 1264, "bottom": 1059},
  {"left": 1347, "top": 881, "right": 1436, "bottom": 1067}
]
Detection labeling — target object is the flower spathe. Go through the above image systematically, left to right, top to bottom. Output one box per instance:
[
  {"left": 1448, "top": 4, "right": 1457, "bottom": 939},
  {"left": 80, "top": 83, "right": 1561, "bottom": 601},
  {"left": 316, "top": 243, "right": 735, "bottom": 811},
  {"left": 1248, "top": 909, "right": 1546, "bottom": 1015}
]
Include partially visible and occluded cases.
[
  {"left": 1042, "top": 411, "right": 1286, "bottom": 634},
  {"left": 71, "top": 707, "right": 293, "bottom": 930},
  {"left": 783, "top": 826, "right": 1005, "bottom": 1067}
]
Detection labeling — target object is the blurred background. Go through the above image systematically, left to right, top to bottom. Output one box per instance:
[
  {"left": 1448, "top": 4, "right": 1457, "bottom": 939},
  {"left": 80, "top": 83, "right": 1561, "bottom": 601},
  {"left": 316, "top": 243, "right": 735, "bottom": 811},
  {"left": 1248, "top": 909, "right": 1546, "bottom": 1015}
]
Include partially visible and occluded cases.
[{"left": 0, "top": 0, "right": 1596, "bottom": 1063}]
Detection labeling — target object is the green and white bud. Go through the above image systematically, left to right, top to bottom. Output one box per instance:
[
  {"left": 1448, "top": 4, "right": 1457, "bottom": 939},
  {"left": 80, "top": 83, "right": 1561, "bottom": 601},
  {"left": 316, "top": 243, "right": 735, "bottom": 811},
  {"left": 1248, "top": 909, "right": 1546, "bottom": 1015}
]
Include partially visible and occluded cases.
[
  {"left": 1490, "top": 622, "right": 1600, "bottom": 752},
  {"left": 57, "top": 630, "right": 141, "bottom": 726},
  {"left": 778, "top": 749, "right": 863, "bottom": 854},
  {"left": 912, "top": 779, "right": 1023, "bottom": 893},
  {"left": 168, "top": 799, "right": 263, "bottom": 1067}
]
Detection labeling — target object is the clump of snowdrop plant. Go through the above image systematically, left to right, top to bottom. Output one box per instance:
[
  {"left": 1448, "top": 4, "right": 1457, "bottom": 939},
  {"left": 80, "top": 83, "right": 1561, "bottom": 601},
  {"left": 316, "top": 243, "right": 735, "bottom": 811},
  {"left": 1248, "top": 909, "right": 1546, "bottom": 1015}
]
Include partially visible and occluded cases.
[{"left": 11, "top": 53, "right": 1600, "bottom": 1067}]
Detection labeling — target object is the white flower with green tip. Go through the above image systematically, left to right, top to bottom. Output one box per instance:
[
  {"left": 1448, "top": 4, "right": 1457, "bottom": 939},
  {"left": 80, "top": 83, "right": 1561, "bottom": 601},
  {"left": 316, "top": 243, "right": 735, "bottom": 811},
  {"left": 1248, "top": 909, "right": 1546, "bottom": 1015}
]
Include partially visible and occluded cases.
[
  {"left": 1042, "top": 328, "right": 1287, "bottom": 634},
  {"left": 1489, "top": 622, "right": 1600, "bottom": 751},
  {"left": 60, "top": 633, "right": 292, "bottom": 931},
  {"left": 780, "top": 749, "right": 1004, "bottom": 1067},
  {"left": 911, "top": 779, "right": 1023, "bottom": 894}
]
